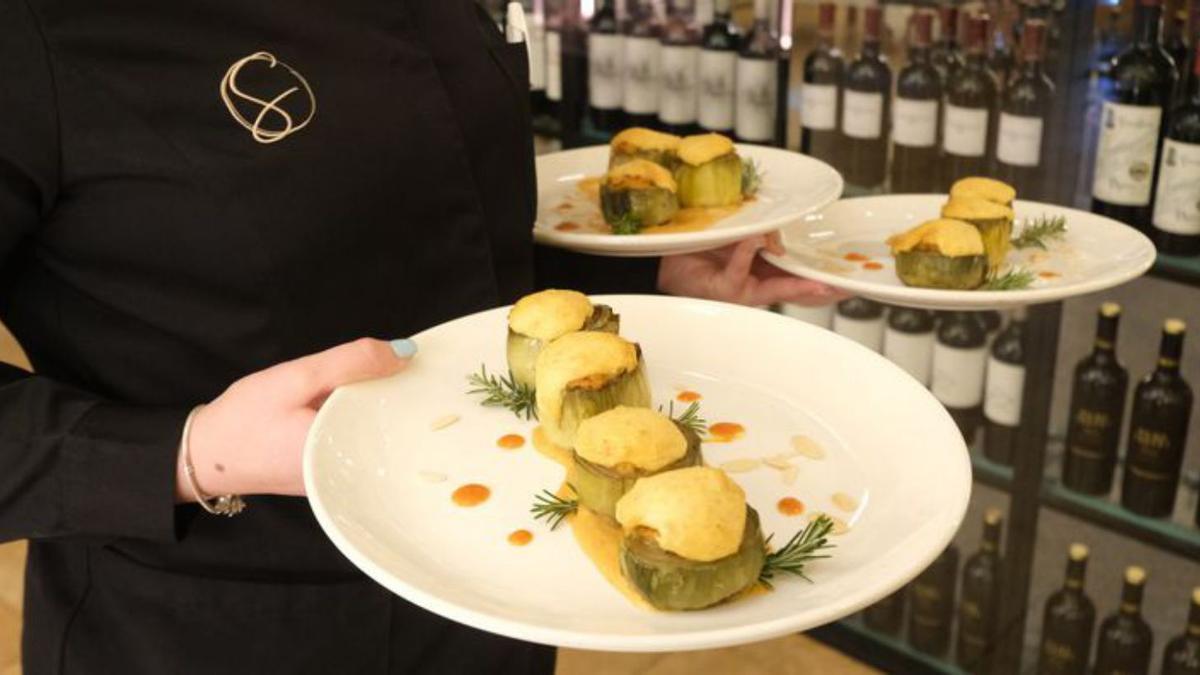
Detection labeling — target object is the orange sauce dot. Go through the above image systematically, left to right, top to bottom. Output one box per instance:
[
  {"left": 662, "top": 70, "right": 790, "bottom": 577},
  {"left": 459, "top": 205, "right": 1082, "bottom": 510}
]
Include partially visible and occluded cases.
[
  {"left": 556, "top": 222, "right": 581, "bottom": 232},
  {"left": 844, "top": 252, "right": 869, "bottom": 262},
  {"left": 863, "top": 262, "right": 884, "bottom": 270},
  {"left": 1038, "top": 271, "right": 1060, "bottom": 279},
  {"left": 677, "top": 390, "right": 703, "bottom": 402},
  {"left": 708, "top": 422, "right": 746, "bottom": 442},
  {"left": 497, "top": 433, "right": 525, "bottom": 450},
  {"left": 452, "top": 483, "right": 491, "bottom": 507},
  {"left": 777, "top": 497, "right": 806, "bottom": 516},
  {"left": 507, "top": 529, "right": 533, "bottom": 546}
]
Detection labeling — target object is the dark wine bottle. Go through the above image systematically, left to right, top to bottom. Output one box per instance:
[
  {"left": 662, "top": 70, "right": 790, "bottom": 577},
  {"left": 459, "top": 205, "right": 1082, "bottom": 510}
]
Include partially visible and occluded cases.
[
  {"left": 525, "top": 0, "right": 549, "bottom": 121},
  {"left": 544, "top": 0, "right": 564, "bottom": 122},
  {"left": 588, "top": 0, "right": 624, "bottom": 132},
  {"left": 621, "top": 0, "right": 661, "bottom": 129},
  {"left": 659, "top": 0, "right": 701, "bottom": 136},
  {"left": 698, "top": 0, "right": 739, "bottom": 135},
  {"left": 735, "top": 0, "right": 780, "bottom": 144},
  {"left": 1091, "top": 0, "right": 1178, "bottom": 233},
  {"left": 559, "top": 1, "right": 589, "bottom": 146},
  {"left": 800, "top": 3, "right": 843, "bottom": 163},
  {"left": 931, "top": 4, "right": 965, "bottom": 83},
  {"left": 1095, "top": 4, "right": 1124, "bottom": 77},
  {"left": 840, "top": 6, "right": 891, "bottom": 189},
  {"left": 1165, "top": 9, "right": 1190, "bottom": 93},
  {"left": 891, "top": 11, "right": 942, "bottom": 193},
  {"left": 942, "top": 13, "right": 998, "bottom": 186},
  {"left": 989, "top": 14, "right": 1016, "bottom": 97},
  {"left": 995, "top": 19, "right": 1055, "bottom": 200},
  {"left": 1152, "top": 42, "right": 1200, "bottom": 256},
  {"left": 833, "top": 297, "right": 885, "bottom": 353},
  {"left": 1063, "top": 303, "right": 1129, "bottom": 495},
  {"left": 884, "top": 306, "right": 936, "bottom": 387},
  {"left": 983, "top": 308, "right": 1027, "bottom": 466},
  {"left": 933, "top": 311, "right": 989, "bottom": 443},
  {"left": 1121, "top": 319, "right": 1193, "bottom": 517},
  {"left": 957, "top": 508, "right": 1004, "bottom": 673},
  {"left": 908, "top": 544, "right": 960, "bottom": 657},
  {"left": 1036, "top": 544, "right": 1096, "bottom": 675},
  {"left": 1094, "top": 566, "right": 1154, "bottom": 675},
  {"left": 863, "top": 588, "right": 907, "bottom": 636},
  {"left": 1162, "top": 588, "right": 1200, "bottom": 675}
]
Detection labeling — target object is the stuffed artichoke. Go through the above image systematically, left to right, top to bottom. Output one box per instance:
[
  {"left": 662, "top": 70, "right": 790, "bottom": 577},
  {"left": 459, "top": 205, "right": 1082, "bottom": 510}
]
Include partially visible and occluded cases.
[
  {"left": 608, "top": 127, "right": 682, "bottom": 171},
  {"left": 674, "top": 133, "right": 758, "bottom": 208},
  {"left": 600, "top": 160, "right": 680, "bottom": 234},
  {"left": 949, "top": 176, "right": 1016, "bottom": 208},
  {"left": 941, "top": 196, "right": 1015, "bottom": 273},
  {"left": 888, "top": 218, "right": 989, "bottom": 290},
  {"left": 506, "top": 290, "right": 619, "bottom": 390}
]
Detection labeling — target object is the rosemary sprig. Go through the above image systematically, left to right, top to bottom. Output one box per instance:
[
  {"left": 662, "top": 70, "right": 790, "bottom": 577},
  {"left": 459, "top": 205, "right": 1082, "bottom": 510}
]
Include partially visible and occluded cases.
[
  {"left": 741, "top": 158, "right": 763, "bottom": 197},
  {"left": 610, "top": 212, "right": 643, "bottom": 236},
  {"left": 1012, "top": 214, "right": 1067, "bottom": 250},
  {"left": 982, "top": 267, "right": 1037, "bottom": 291},
  {"left": 466, "top": 365, "right": 537, "bottom": 420},
  {"left": 659, "top": 400, "right": 708, "bottom": 436},
  {"left": 531, "top": 487, "right": 578, "bottom": 530},
  {"left": 759, "top": 514, "right": 836, "bottom": 589}
]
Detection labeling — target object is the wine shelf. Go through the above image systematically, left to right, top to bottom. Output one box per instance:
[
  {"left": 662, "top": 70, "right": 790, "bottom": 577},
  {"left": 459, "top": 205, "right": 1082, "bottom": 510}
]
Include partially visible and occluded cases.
[
  {"left": 1151, "top": 253, "right": 1200, "bottom": 288},
  {"left": 810, "top": 617, "right": 969, "bottom": 675}
]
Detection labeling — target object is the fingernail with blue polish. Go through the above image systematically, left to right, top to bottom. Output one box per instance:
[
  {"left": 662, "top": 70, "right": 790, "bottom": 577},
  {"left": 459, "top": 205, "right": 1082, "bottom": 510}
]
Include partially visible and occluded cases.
[{"left": 390, "top": 338, "right": 418, "bottom": 358}]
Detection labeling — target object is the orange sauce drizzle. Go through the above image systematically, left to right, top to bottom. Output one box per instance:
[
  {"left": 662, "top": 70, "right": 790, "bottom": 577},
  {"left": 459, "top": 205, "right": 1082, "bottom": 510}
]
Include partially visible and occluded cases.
[
  {"left": 556, "top": 222, "right": 582, "bottom": 232},
  {"left": 844, "top": 252, "right": 870, "bottom": 262},
  {"left": 863, "top": 262, "right": 884, "bottom": 270},
  {"left": 1038, "top": 271, "right": 1060, "bottom": 279},
  {"left": 676, "top": 390, "right": 702, "bottom": 403},
  {"left": 708, "top": 422, "right": 746, "bottom": 443},
  {"left": 497, "top": 433, "right": 526, "bottom": 450},
  {"left": 451, "top": 483, "right": 491, "bottom": 507},
  {"left": 777, "top": 497, "right": 806, "bottom": 516},
  {"left": 507, "top": 529, "right": 534, "bottom": 546}
]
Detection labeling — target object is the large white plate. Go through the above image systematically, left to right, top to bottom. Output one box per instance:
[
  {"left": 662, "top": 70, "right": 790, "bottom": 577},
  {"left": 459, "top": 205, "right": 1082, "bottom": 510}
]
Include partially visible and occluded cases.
[
  {"left": 534, "top": 145, "right": 843, "bottom": 257},
  {"left": 763, "top": 194, "right": 1157, "bottom": 310},
  {"left": 304, "top": 295, "right": 970, "bottom": 652}
]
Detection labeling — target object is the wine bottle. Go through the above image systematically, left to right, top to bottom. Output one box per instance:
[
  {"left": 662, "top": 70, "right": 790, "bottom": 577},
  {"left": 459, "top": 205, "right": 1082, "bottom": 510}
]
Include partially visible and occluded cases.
[
  {"left": 520, "top": 0, "right": 549, "bottom": 122},
  {"left": 544, "top": 0, "right": 564, "bottom": 121},
  {"left": 588, "top": 0, "right": 625, "bottom": 132},
  {"left": 621, "top": 0, "right": 661, "bottom": 129},
  {"left": 659, "top": 0, "right": 701, "bottom": 136},
  {"left": 698, "top": 0, "right": 739, "bottom": 135},
  {"left": 735, "top": 0, "right": 780, "bottom": 144},
  {"left": 1091, "top": 0, "right": 1178, "bottom": 233},
  {"left": 559, "top": 1, "right": 589, "bottom": 145},
  {"left": 800, "top": 3, "right": 842, "bottom": 164},
  {"left": 931, "top": 4, "right": 965, "bottom": 83},
  {"left": 1095, "top": 4, "right": 1124, "bottom": 78},
  {"left": 841, "top": 6, "right": 891, "bottom": 190},
  {"left": 1165, "top": 9, "right": 1190, "bottom": 93},
  {"left": 890, "top": 11, "right": 943, "bottom": 193},
  {"left": 942, "top": 13, "right": 998, "bottom": 186},
  {"left": 989, "top": 14, "right": 1016, "bottom": 97},
  {"left": 995, "top": 19, "right": 1055, "bottom": 200},
  {"left": 1152, "top": 42, "right": 1200, "bottom": 256},
  {"left": 833, "top": 297, "right": 885, "bottom": 353},
  {"left": 779, "top": 302, "right": 834, "bottom": 329},
  {"left": 1062, "top": 303, "right": 1129, "bottom": 495},
  {"left": 884, "top": 306, "right": 936, "bottom": 387},
  {"left": 983, "top": 308, "right": 1027, "bottom": 466},
  {"left": 977, "top": 310, "right": 1003, "bottom": 344},
  {"left": 933, "top": 311, "right": 989, "bottom": 442},
  {"left": 1121, "top": 319, "right": 1193, "bottom": 517},
  {"left": 957, "top": 508, "right": 1004, "bottom": 673},
  {"left": 908, "top": 544, "right": 960, "bottom": 657},
  {"left": 1036, "top": 544, "right": 1096, "bottom": 675},
  {"left": 1094, "top": 566, "right": 1154, "bottom": 675},
  {"left": 1162, "top": 588, "right": 1200, "bottom": 675},
  {"left": 864, "top": 589, "right": 906, "bottom": 637}
]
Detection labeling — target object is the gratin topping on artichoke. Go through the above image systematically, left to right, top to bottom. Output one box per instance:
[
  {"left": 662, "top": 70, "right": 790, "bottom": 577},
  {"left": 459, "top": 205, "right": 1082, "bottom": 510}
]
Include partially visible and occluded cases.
[
  {"left": 609, "top": 128, "right": 682, "bottom": 170},
  {"left": 677, "top": 133, "right": 736, "bottom": 167},
  {"left": 674, "top": 134, "right": 747, "bottom": 208},
  {"left": 600, "top": 159, "right": 681, "bottom": 234},
  {"left": 949, "top": 177, "right": 1016, "bottom": 207},
  {"left": 941, "top": 196, "right": 1016, "bottom": 272},
  {"left": 888, "top": 218, "right": 989, "bottom": 290},
  {"left": 506, "top": 290, "right": 619, "bottom": 389},
  {"left": 616, "top": 466, "right": 747, "bottom": 562}
]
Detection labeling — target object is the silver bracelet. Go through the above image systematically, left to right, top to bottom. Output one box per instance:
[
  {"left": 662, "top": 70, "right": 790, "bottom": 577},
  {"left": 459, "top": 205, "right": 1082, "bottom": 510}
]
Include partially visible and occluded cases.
[{"left": 181, "top": 404, "right": 247, "bottom": 517}]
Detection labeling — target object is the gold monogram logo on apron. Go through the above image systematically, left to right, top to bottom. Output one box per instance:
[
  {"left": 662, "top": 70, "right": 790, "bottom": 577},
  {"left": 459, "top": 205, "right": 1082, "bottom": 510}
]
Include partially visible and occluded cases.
[{"left": 219, "top": 51, "right": 316, "bottom": 144}]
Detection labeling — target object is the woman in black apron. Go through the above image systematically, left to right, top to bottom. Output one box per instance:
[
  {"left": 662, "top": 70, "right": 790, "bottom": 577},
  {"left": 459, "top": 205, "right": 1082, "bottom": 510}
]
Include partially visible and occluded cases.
[{"left": 0, "top": 1, "right": 836, "bottom": 673}]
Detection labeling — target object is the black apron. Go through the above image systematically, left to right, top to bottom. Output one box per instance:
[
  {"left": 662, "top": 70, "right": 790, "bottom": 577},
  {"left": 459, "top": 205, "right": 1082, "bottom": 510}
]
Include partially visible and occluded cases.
[{"left": 0, "top": 0, "right": 599, "bottom": 672}]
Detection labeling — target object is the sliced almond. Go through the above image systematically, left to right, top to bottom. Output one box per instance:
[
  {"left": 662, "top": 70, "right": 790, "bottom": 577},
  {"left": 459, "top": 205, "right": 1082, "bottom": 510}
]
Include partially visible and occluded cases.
[
  {"left": 430, "top": 414, "right": 460, "bottom": 431},
  {"left": 791, "top": 435, "right": 826, "bottom": 460},
  {"left": 762, "top": 456, "right": 794, "bottom": 470},
  {"left": 719, "top": 458, "right": 761, "bottom": 473},
  {"left": 782, "top": 466, "right": 799, "bottom": 485},
  {"left": 418, "top": 470, "right": 447, "bottom": 483},
  {"left": 832, "top": 492, "right": 858, "bottom": 512}
]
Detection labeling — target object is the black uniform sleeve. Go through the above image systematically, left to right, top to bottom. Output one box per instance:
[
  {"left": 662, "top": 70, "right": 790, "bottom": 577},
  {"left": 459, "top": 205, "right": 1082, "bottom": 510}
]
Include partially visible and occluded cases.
[
  {"left": 0, "top": 0, "right": 185, "bottom": 544},
  {"left": 533, "top": 245, "right": 661, "bottom": 295}
]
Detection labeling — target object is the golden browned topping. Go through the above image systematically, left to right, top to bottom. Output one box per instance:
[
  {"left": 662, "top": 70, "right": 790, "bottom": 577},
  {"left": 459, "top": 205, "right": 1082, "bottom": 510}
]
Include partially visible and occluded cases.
[
  {"left": 611, "top": 127, "right": 682, "bottom": 154},
  {"left": 677, "top": 133, "right": 736, "bottom": 166},
  {"left": 604, "top": 159, "right": 678, "bottom": 192},
  {"left": 949, "top": 177, "right": 1017, "bottom": 205},
  {"left": 941, "top": 196, "right": 1015, "bottom": 221},
  {"left": 887, "top": 219, "right": 986, "bottom": 257},
  {"left": 508, "top": 289, "right": 594, "bottom": 341},
  {"left": 535, "top": 331, "right": 641, "bottom": 430},
  {"left": 575, "top": 406, "right": 687, "bottom": 472},
  {"left": 615, "top": 467, "right": 746, "bottom": 562}
]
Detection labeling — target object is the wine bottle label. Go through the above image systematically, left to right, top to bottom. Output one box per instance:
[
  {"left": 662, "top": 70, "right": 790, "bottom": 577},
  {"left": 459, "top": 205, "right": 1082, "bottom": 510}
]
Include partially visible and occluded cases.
[
  {"left": 528, "top": 19, "right": 547, "bottom": 91},
  {"left": 546, "top": 30, "right": 563, "bottom": 102},
  {"left": 588, "top": 34, "right": 624, "bottom": 109},
  {"left": 622, "top": 36, "right": 660, "bottom": 114},
  {"left": 659, "top": 45, "right": 699, "bottom": 124},
  {"left": 698, "top": 49, "right": 737, "bottom": 129},
  {"left": 735, "top": 57, "right": 777, "bottom": 142},
  {"left": 800, "top": 83, "right": 837, "bottom": 130},
  {"left": 842, "top": 90, "right": 884, "bottom": 140},
  {"left": 892, "top": 97, "right": 938, "bottom": 148},
  {"left": 1092, "top": 102, "right": 1162, "bottom": 206},
  {"left": 943, "top": 104, "right": 988, "bottom": 157},
  {"left": 997, "top": 112, "right": 1043, "bottom": 167},
  {"left": 1152, "top": 138, "right": 1200, "bottom": 235},
  {"left": 780, "top": 302, "right": 834, "bottom": 328},
  {"left": 833, "top": 315, "right": 884, "bottom": 353},
  {"left": 884, "top": 328, "right": 934, "bottom": 386},
  {"left": 932, "top": 343, "right": 988, "bottom": 408},
  {"left": 984, "top": 357, "right": 1025, "bottom": 426},
  {"left": 1067, "top": 406, "right": 1119, "bottom": 459},
  {"left": 1126, "top": 424, "right": 1179, "bottom": 481},
  {"left": 1040, "top": 638, "right": 1083, "bottom": 672}
]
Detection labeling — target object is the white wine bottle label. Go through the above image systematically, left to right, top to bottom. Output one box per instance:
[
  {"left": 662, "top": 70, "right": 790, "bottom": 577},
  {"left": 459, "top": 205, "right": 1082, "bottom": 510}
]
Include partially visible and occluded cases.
[
  {"left": 528, "top": 18, "right": 547, "bottom": 91},
  {"left": 546, "top": 30, "right": 562, "bottom": 101},
  {"left": 588, "top": 33, "right": 623, "bottom": 109},
  {"left": 622, "top": 36, "right": 660, "bottom": 114},
  {"left": 659, "top": 44, "right": 699, "bottom": 124},
  {"left": 698, "top": 49, "right": 737, "bottom": 129},
  {"left": 735, "top": 57, "right": 777, "bottom": 142},
  {"left": 801, "top": 83, "right": 837, "bottom": 130},
  {"left": 842, "top": 90, "right": 884, "bottom": 140},
  {"left": 892, "top": 97, "right": 938, "bottom": 148},
  {"left": 1092, "top": 102, "right": 1162, "bottom": 206},
  {"left": 943, "top": 104, "right": 988, "bottom": 157},
  {"left": 996, "top": 112, "right": 1043, "bottom": 167},
  {"left": 1152, "top": 138, "right": 1200, "bottom": 235},
  {"left": 780, "top": 303, "right": 834, "bottom": 329},
  {"left": 833, "top": 315, "right": 885, "bottom": 353},
  {"left": 884, "top": 329, "right": 934, "bottom": 386},
  {"left": 931, "top": 343, "right": 988, "bottom": 408},
  {"left": 984, "top": 357, "right": 1025, "bottom": 426}
]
